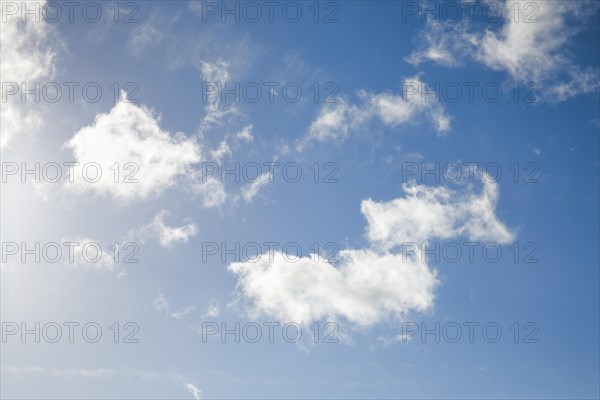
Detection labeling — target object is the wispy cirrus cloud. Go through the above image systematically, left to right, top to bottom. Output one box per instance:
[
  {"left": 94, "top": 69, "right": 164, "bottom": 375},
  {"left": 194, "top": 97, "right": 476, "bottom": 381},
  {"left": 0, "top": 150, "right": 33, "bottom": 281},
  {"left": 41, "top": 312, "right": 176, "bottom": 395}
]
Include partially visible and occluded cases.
[
  {"left": 407, "top": 1, "right": 600, "bottom": 101},
  {"left": 296, "top": 76, "right": 452, "bottom": 151},
  {"left": 133, "top": 210, "right": 198, "bottom": 248},
  {"left": 153, "top": 292, "right": 196, "bottom": 320},
  {"left": 2, "top": 365, "right": 202, "bottom": 399}
]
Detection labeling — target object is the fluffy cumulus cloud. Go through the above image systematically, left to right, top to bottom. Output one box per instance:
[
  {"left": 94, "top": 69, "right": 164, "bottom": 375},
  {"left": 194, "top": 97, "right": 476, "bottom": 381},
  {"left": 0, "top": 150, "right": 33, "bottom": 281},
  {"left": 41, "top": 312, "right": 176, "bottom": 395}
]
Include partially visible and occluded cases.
[
  {"left": 0, "top": 0, "right": 60, "bottom": 148},
  {"left": 407, "top": 1, "right": 599, "bottom": 100},
  {"left": 63, "top": 59, "right": 255, "bottom": 207},
  {"left": 297, "top": 77, "right": 451, "bottom": 150},
  {"left": 64, "top": 96, "right": 202, "bottom": 201},
  {"left": 229, "top": 176, "right": 514, "bottom": 327},
  {"left": 362, "top": 177, "right": 515, "bottom": 250},
  {"left": 135, "top": 210, "right": 198, "bottom": 248},
  {"left": 229, "top": 250, "right": 437, "bottom": 327}
]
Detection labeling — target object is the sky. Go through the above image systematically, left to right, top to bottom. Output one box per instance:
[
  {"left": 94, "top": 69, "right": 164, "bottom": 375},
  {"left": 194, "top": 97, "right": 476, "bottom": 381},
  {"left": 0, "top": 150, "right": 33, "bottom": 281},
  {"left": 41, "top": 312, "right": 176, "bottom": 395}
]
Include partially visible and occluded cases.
[{"left": 0, "top": 1, "right": 599, "bottom": 399}]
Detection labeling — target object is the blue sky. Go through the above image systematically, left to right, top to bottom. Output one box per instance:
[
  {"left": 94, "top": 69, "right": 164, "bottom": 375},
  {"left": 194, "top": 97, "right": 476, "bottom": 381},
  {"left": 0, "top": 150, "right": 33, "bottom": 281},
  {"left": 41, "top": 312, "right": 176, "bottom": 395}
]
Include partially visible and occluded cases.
[{"left": 1, "top": 1, "right": 599, "bottom": 399}]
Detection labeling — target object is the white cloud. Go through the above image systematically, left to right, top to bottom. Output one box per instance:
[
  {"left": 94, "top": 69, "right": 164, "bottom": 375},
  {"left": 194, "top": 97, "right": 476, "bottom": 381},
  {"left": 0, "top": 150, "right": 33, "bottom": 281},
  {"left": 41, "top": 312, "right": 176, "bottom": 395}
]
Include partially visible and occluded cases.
[
  {"left": 0, "top": 0, "right": 60, "bottom": 148},
  {"left": 407, "top": 1, "right": 599, "bottom": 100},
  {"left": 476, "top": 2, "right": 590, "bottom": 84},
  {"left": 128, "top": 12, "right": 179, "bottom": 55},
  {"left": 406, "top": 20, "right": 474, "bottom": 68},
  {"left": 130, "top": 23, "right": 167, "bottom": 55},
  {"left": 200, "top": 59, "right": 230, "bottom": 84},
  {"left": 198, "top": 60, "right": 240, "bottom": 130},
  {"left": 63, "top": 61, "right": 255, "bottom": 206},
  {"left": 297, "top": 77, "right": 451, "bottom": 150},
  {"left": 363, "top": 88, "right": 451, "bottom": 132},
  {"left": 64, "top": 96, "right": 202, "bottom": 201},
  {"left": 1, "top": 98, "right": 43, "bottom": 150},
  {"left": 298, "top": 100, "right": 362, "bottom": 149},
  {"left": 236, "top": 124, "right": 254, "bottom": 142},
  {"left": 210, "top": 140, "right": 232, "bottom": 162},
  {"left": 240, "top": 172, "right": 271, "bottom": 203},
  {"left": 229, "top": 175, "right": 514, "bottom": 327},
  {"left": 190, "top": 176, "right": 227, "bottom": 208},
  {"left": 361, "top": 176, "right": 515, "bottom": 251},
  {"left": 136, "top": 210, "right": 198, "bottom": 248},
  {"left": 62, "top": 237, "right": 117, "bottom": 271},
  {"left": 229, "top": 249, "right": 438, "bottom": 327},
  {"left": 153, "top": 292, "right": 170, "bottom": 313},
  {"left": 153, "top": 293, "right": 196, "bottom": 320},
  {"left": 203, "top": 301, "right": 220, "bottom": 318},
  {"left": 171, "top": 305, "right": 197, "bottom": 320},
  {"left": 377, "top": 334, "right": 413, "bottom": 346},
  {"left": 3, "top": 365, "right": 203, "bottom": 398},
  {"left": 1, "top": 366, "right": 113, "bottom": 378},
  {"left": 185, "top": 383, "right": 203, "bottom": 400}
]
